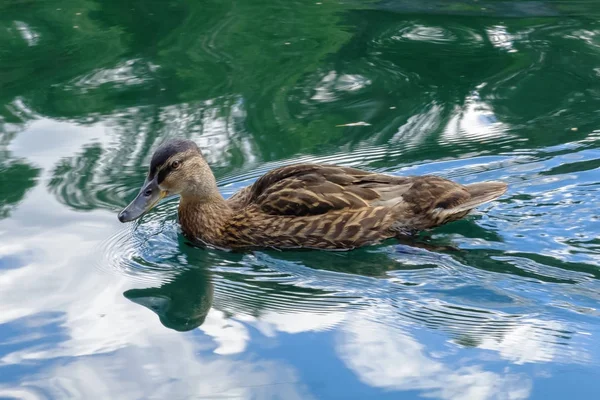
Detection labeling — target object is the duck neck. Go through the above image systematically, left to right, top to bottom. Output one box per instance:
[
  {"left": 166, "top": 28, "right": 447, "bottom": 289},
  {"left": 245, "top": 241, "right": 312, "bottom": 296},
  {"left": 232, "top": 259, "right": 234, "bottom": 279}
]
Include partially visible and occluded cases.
[{"left": 178, "top": 193, "right": 232, "bottom": 246}]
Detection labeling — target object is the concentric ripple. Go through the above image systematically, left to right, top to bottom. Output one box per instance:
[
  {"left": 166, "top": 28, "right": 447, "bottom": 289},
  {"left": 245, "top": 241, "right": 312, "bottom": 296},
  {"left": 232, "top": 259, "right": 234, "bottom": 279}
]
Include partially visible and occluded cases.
[{"left": 95, "top": 200, "right": 183, "bottom": 284}]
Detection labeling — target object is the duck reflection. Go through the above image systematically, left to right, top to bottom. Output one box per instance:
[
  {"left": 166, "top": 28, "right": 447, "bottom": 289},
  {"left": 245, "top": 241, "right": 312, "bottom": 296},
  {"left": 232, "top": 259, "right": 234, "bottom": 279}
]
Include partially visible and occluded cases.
[{"left": 124, "top": 266, "right": 213, "bottom": 332}]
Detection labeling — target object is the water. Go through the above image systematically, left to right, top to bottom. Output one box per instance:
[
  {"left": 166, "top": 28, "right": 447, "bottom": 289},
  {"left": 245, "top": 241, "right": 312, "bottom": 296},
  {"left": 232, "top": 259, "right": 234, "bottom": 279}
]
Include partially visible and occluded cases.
[{"left": 1, "top": 1, "right": 600, "bottom": 399}]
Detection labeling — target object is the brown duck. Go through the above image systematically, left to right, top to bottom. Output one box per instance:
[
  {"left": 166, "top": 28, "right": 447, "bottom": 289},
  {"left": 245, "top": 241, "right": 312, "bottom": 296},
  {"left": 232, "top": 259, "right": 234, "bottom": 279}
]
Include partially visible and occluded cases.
[{"left": 118, "top": 139, "right": 507, "bottom": 251}]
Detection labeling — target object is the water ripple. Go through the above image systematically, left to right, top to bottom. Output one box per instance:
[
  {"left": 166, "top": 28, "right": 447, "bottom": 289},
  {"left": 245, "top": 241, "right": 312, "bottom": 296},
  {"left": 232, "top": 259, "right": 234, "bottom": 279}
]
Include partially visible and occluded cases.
[{"left": 94, "top": 140, "right": 600, "bottom": 366}]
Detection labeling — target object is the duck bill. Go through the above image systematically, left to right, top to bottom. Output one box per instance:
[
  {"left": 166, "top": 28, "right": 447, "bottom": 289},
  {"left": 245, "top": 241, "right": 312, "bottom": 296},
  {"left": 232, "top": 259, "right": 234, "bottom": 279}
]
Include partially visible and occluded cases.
[{"left": 118, "top": 177, "right": 167, "bottom": 222}]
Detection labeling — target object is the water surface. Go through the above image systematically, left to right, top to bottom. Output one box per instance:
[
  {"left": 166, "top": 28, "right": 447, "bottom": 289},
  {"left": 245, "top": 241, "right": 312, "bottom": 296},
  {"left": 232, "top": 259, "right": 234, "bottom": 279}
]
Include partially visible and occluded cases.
[{"left": 1, "top": 1, "right": 600, "bottom": 399}]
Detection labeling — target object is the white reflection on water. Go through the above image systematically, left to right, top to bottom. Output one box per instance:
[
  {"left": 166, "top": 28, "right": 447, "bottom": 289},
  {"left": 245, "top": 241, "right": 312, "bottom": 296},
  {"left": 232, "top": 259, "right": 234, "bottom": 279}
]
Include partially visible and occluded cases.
[
  {"left": 13, "top": 21, "right": 40, "bottom": 46},
  {"left": 394, "top": 24, "right": 456, "bottom": 43},
  {"left": 486, "top": 25, "right": 518, "bottom": 53},
  {"left": 71, "top": 59, "right": 153, "bottom": 89},
  {"left": 311, "top": 71, "right": 371, "bottom": 102},
  {"left": 443, "top": 87, "right": 510, "bottom": 145},
  {"left": 390, "top": 102, "right": 443, "bottom": 148},
  {"left": 337, "top": 308, "right": 532, "bottom": 400},
  {"left": 201, "top": 309, "right": 250, "bottom": 355},
  {"left": 478, "top": 319, "right": 576, "bottom": 365},
  {"left": 1, "top": 344, "right": 309, "bottom": 400}
]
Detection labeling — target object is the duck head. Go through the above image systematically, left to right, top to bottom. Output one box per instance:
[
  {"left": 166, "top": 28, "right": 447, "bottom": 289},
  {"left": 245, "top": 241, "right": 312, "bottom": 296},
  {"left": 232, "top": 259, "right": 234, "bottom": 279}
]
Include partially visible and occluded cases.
[{"left": 118, "top": 139, "right": 217, "bottom": 222}]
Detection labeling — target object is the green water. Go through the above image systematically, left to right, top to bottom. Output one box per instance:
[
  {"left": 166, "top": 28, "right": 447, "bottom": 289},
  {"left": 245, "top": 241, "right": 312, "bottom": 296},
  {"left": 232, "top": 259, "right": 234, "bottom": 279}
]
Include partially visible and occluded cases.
[{"left": 2, "top": 1, "right": 600, "bottom": 399}]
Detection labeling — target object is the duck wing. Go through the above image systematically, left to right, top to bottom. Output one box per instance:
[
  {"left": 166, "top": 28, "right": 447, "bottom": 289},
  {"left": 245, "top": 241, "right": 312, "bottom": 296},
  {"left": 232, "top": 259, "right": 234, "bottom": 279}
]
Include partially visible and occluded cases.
[
  {"left": 228, "top": 163, "right": 506, "bottom": 222},
  {"left": 227, "top": 164, "right": 404, "bottom": 215}
]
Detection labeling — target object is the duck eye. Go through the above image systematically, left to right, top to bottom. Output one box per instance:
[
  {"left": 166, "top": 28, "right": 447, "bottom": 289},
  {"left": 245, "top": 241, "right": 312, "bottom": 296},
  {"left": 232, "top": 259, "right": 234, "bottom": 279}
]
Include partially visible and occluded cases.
[{"left": 171, "top": 160, "right": 181, "bottom": 169}]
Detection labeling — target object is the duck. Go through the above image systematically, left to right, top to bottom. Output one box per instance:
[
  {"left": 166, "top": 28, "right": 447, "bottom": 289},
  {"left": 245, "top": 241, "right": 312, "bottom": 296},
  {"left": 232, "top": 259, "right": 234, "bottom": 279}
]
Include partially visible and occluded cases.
[{"left": 118, "top": 139, "right": 507, "bottom": 251}]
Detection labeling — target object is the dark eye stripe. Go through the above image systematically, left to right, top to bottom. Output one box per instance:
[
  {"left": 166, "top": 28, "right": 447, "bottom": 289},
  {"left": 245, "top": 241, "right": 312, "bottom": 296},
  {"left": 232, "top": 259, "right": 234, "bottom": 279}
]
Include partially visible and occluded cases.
[
  {"left": 149, "top": 139, "right": 198, "bottom": 177},
  {"left": 156, "top": 165, "right": 171, "bottom": 184}
]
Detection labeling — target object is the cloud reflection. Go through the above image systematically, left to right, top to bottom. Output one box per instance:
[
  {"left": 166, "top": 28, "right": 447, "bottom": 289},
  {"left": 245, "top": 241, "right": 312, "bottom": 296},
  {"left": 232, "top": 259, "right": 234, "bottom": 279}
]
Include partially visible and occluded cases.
[{"left": 337, "top": 308, "right": 532, "bottom": 400}]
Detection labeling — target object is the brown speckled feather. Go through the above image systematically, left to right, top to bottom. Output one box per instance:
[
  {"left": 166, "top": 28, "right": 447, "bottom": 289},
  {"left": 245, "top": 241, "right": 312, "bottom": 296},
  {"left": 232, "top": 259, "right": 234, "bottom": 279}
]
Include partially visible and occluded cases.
[
  {"left": 121, "top": 140, "right": 507, "bottom": 251},
  {"left": 186, "top": 163, "right": 508, "bottom": 250}
]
